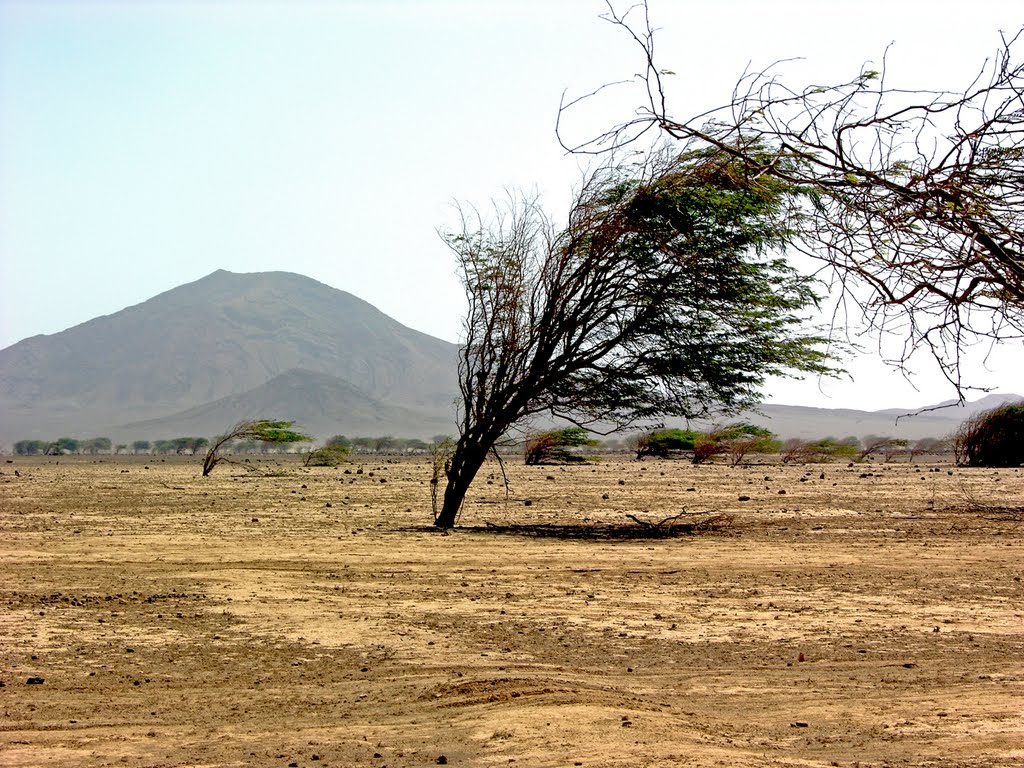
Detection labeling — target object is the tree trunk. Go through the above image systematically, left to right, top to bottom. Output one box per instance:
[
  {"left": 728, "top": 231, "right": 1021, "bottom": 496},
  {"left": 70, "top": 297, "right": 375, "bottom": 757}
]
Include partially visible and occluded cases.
[{"left": 434, "top": 439, "right": 490, "bottom": 528}]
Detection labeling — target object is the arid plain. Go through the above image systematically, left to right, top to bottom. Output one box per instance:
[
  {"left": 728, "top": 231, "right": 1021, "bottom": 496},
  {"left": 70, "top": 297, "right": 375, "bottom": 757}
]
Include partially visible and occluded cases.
[{"left": 1, "top": 455, "right": 1022, "bottom": 768}]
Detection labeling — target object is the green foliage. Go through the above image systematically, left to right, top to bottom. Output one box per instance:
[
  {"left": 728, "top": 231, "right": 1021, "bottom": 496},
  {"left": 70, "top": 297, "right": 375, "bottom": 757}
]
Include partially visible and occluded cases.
[
  {"left": 954, "top": 402, "right": 1024, "bottom": 467},
  {"left": 203, "top": 420, "right": 310, "bottom": 476},
  {"left": 691, "top": 422, "right": 776, "bottom": 464},
  {"left": 524, "top": 427, "right": 599, "bottom": 465},
  {"left": 635, "top": 428, "right": 699, "bottom": 459},
  {"left": 326, "top": 435, "right": 352, "bottom": 450},
  {"left": 780, "top": 436, "right": 860, "bottom": 463},
  {"left": 47, "top": 437, "right": 81, "bottom": 455},
  {"left": 81, "top": 437, "right": 113, "bottom": 455},
  {"left": 351, "top": 437, "right": 376, "bottom": 452},
  {"left": 14, "top": 439, "right": 48, "bottom": 455},
  {"left": 131, "top": 440, "right": 151, "bottom": 454},
  {"left": 305, "top": 442, "right": 351, "bottom": 467}
]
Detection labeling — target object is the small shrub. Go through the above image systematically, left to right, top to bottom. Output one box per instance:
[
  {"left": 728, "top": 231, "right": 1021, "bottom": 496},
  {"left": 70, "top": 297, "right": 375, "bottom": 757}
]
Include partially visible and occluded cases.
[
  {"left": 524, "top": 428, "right": 598, "bottom": 465},
  {"left": 635, "top": 428, "right": 699, "bottom": 460},
  {"left": 304, "top": 444, "right": 351, "bottom": 467}
]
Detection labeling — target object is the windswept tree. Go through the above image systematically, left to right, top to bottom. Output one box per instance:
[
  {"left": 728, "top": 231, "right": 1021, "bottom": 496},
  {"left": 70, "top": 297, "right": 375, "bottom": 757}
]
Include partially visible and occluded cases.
[
  {"left": 562, "top": 4, "right": 1024, "bottom": 395},
  {"left": 435, "top": 149, "right": 832, "bottom": 527},
  {"left": 202, "top": 420, "right": 309, "bottom": 476}
]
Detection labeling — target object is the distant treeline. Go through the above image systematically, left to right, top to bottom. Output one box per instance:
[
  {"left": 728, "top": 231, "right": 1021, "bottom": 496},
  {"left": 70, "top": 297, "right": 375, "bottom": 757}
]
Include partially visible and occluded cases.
[
  {"left": 11, "top": 432, "right": 954, "bottom": 463},
  {"left": 11, "top": 434, "right": 452, "bottom": 456}
]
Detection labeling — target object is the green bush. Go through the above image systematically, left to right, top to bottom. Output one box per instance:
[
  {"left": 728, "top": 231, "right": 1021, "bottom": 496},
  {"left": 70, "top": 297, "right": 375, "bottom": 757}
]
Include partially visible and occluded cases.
[
  {"left": 634, "top": 428, "right": 699, "bottom": 460},
  {"left": 304, "top": 443, "right": 351, "bottom": 467}
]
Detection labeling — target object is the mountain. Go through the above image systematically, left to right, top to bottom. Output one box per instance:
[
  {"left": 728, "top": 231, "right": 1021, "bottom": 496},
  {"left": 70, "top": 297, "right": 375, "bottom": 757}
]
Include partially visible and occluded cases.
[
  {"left": 0, "top": 270, "right": 458, "bottom": 441},
  {"left": 122, "top": 368, "right": 455, "bottom": 439}
]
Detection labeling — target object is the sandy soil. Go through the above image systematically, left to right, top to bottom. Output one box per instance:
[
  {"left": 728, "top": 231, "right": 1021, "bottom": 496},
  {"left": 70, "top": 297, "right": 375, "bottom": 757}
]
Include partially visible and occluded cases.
[{"left": 1, "top": 454, "right": 1022, "bottom": 768}]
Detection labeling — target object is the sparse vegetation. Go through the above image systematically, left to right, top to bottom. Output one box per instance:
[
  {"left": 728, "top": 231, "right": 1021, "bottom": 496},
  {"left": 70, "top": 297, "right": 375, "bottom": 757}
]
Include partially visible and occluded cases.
[
  {"left": 692, "top": 423, "right": 776, "bottom": 465},
  {"left": 524, "top": 427, "right": 599, "bottom": 465},
  {"left": 634, "top": 428, "right": 699, "bottom": 460},
  {"left": 858, "top": 435, "right": 910, "bottom": 462},
  {"left": 780, "top": 436, "right": 860, "bottom": 463},
  {"left": 304, "top": 441, "right": 352, "bottom": 467}
]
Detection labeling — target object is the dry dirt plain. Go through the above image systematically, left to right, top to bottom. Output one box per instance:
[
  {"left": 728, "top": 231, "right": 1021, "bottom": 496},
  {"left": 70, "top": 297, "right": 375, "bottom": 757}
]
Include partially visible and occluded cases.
[{"left": 1, "top": 454, "right": 1022, "bottom": 768}]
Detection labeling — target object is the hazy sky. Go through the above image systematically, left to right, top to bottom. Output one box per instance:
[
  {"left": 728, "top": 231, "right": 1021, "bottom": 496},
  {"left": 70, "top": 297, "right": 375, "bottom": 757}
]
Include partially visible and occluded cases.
[{"left": 2, "top": 0, "right": 1021, "bottom": 411}]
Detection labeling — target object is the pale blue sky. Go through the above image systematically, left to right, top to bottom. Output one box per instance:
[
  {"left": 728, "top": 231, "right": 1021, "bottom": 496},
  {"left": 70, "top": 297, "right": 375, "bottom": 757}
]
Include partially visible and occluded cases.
[{"left": 2, "top": 0, "right": 1021, "bottom": 410}]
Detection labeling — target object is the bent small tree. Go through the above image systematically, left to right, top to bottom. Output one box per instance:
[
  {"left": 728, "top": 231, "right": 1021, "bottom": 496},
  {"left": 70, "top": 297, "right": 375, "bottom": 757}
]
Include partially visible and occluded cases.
[
  {"left": 435, "top": 149, "right": 833, "bottom": 527},
  {"left": 202, "top": 419, "right": 309, "bottom": 476}
]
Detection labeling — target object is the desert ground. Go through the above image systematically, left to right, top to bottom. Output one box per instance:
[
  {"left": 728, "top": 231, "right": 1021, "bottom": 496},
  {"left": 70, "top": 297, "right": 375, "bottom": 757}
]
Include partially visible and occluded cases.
[{"left": 1, "top": 454, "right": 1021, "bottom": 768}]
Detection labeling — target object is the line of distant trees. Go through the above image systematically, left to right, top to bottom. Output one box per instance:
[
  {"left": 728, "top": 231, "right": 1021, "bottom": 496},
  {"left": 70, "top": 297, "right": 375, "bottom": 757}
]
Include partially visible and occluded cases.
[
  {"left": 522, "top": 428, "right": 954, "bottom": 465},
  {"left": 11, "top": 431, "right": 954, "bottom": 463},
  {"left": 10, "top": 434, "right": 458, "bottom": 457},
  {"left": 12, "top": 437, "right": 214, "bottom": 456}
]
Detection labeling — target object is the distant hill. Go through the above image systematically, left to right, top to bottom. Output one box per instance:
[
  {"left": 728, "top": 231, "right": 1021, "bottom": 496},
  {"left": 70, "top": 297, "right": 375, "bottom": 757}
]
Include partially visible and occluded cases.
[
  {"left": 0, "top": 270, "right": 458, "bottom": 441},
  {"left": 122, "top": 368, "right": 455, "bottom": 439},
  {"left": 744, "top": 394, "right": 1023, "bottom": 441}
]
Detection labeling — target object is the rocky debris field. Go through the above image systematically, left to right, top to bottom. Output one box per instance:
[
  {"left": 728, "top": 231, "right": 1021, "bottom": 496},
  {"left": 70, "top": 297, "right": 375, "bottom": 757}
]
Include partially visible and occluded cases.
[{"left": 1, "top": 455, "right": 1022, "bottom": 767}]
